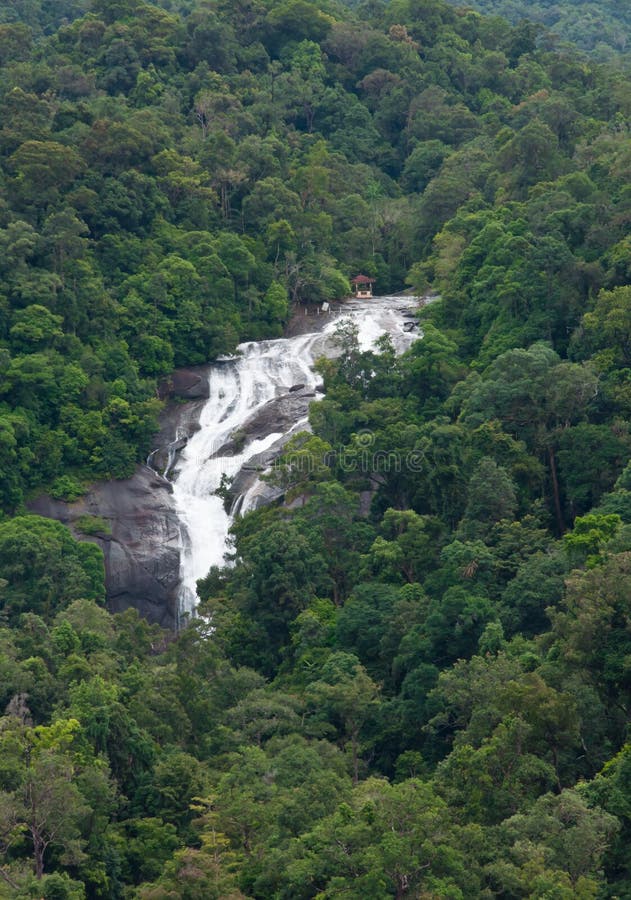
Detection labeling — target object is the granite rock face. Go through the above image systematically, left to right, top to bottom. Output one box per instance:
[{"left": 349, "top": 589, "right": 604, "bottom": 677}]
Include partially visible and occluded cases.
[
  {"left": 158, "top": 366, "right": 210, "bottom": 400},
  {"left": 28, "top": 370, "right": 215, "bottom": 630},
  {"left": 217, "top": 386, "right": 317, "bottom": 456},
  {"left": 241, "top": 386, "right": 318, "bottom": 439},
  {"left": 148, "top": 396, "right": 207, "bottom": 477},
  {"left": 29, "top": 467, "right": 181, "bottom": 629}
]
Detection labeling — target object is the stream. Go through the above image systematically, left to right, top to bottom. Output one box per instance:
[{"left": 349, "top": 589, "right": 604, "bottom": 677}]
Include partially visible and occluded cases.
[{"left": 170, "top": 295, "right": 420, "bottom": 614}]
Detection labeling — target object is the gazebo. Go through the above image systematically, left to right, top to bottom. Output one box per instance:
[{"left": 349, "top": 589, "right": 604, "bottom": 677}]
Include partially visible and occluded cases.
[{"left": 351, "top": 274, "right": 376, "bottom": 299}]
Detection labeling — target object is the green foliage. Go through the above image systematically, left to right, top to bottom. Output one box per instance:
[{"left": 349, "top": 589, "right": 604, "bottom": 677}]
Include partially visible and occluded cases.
[
  {"left": 443, "top": 0, "right": 631, "bottom": 58},
  {"left": 50, "top": 477, "right": 85, "bottom": 503},
  {"left": 563, "top": 512, "right": 622, "bottom": 567},
  {"left": 0, "top": 515, "right": 104, "bottom": 623},
  {"left": 73, "top": 515, "right": 111, "bottom": 536}
]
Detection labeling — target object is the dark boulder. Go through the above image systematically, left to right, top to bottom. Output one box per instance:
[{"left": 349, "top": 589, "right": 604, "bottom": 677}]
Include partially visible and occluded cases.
[
  {"left": 159, "top": 366, "right": 210, "bottom": 400},
  {"left": 29, "top": 466, "right": 181, "bottom": 629}
]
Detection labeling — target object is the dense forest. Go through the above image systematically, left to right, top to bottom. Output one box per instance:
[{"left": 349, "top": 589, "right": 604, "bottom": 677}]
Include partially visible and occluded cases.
[
  {"left": 0, "top": 0, "right": 631, "bottom": 896},
  {"left": 442, "top": 0, "right": 631, "bottom": 58}
]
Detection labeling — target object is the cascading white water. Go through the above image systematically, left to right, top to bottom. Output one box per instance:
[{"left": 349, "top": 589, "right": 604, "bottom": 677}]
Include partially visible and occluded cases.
[{"left": 171, "top": 295, "right": 420, "bottom": 615}]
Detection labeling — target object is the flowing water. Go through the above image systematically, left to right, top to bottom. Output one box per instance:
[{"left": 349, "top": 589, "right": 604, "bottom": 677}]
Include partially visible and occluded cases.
[{"left": 170, "top": 295, "right": 420, "bottom": 614}]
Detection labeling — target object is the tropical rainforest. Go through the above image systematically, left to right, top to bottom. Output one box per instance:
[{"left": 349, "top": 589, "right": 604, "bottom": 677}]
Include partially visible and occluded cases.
[
  {"left": 0, "top": 0, "right": 630, "bottom": 896},
  {"left": 441, "top": 0, "right": 631, "bottom": 59}
]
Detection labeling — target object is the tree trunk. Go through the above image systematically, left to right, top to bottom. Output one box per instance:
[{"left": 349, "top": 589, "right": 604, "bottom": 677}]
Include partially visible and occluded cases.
[
  {"left": 548, "top": 446, "right": 565, "bottom": 535},
  {"left": 351, "top": 732, "right": 359, "bottom": 786},
  {"left": 32, "top": 829, "right": 45, "bottom": 880}
]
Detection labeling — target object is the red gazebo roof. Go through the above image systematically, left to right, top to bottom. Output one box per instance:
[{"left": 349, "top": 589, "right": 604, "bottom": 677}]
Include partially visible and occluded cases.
[{"left": 351, "top": 274, "right": 376, "bottom": 284}]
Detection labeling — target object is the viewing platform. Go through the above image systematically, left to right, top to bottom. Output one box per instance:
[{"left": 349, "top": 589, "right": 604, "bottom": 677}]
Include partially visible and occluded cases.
[{"left": 350, "top": 274, "right": 376, "bottom": 298}]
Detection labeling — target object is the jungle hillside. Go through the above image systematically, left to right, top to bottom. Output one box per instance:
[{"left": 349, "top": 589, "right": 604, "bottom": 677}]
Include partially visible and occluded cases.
[{"left": 0, "top": 0, "right": 630, "bottom": 897}]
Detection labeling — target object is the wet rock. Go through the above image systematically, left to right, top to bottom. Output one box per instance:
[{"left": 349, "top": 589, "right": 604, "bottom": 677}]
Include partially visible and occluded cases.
[
  {"left": 159, "top": 366, "right": 210, "bottom": 400},
  {"left": 28, "top": 369, "right": 216, "bottom": 630},
  {"left": 216, "top": 388, "right": 315, "bottom": 456},
  {"left": 239, "top": 388, "right": 316, "bottom": 442},
  {"left": 148, "top": 394, "right": 208, "bottom": 477},
  {"left": 224, "top": 411, "right": 316, "bottom": 514},
  {"left": 148, "top": 436, "right": 189, "bottom": 478},
  {"left": 29, "top": 466, "right": 181, "bottom": 629},
  {"left": 230, "top": 475, "right": 284, "bottom": 514}
]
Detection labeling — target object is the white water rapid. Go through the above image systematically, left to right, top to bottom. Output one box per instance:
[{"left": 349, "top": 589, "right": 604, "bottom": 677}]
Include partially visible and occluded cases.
[{"left": 170, "top": 295, "right": 420, "bottom": 615}]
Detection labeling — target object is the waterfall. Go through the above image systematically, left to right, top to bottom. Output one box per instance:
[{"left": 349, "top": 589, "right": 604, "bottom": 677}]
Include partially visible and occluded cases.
[{"left": 170, "top": 296, "right": 420, "bottom": 615}]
